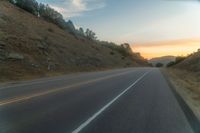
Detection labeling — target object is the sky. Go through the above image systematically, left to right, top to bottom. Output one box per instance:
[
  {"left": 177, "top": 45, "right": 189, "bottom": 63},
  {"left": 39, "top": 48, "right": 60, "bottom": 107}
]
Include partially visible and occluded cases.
[{"left": 37, "top": 0, "right": 200, "bottom": 59}]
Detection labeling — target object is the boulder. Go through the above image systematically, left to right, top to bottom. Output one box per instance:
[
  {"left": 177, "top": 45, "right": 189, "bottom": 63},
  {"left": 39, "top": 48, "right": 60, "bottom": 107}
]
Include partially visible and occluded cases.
[
  {"left": 0, "top": 41, "right": 6, "bottom": 61},
  {"left": 37, "top": 42, "right": 47, "bottom": 50},
  {"left": 7, "top": 52, "right": 24, "bottom": 60},
  {"left": 0, "top": 54, "right": 6, "bottom": 60}
]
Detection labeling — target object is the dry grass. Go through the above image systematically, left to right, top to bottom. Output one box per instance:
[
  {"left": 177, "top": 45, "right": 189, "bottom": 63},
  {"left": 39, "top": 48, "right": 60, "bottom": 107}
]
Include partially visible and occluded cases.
[{"left": 167, "top": 68, "right": 200, "bottom": 119}]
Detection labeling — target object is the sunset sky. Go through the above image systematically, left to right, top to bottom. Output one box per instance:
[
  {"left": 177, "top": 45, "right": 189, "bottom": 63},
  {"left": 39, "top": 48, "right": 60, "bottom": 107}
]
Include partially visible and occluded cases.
[
  {"left": 37, "top": 0, "right": 200, "bottom": 59},
  {"left": 133, "top": 39, "right": 200, "bottom": 59}
]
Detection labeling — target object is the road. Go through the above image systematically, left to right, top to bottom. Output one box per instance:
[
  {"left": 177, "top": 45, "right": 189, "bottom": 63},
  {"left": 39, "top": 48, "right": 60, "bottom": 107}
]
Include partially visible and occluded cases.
[{"left": 0, "top": 68, "right": 194, "bottom": 133}]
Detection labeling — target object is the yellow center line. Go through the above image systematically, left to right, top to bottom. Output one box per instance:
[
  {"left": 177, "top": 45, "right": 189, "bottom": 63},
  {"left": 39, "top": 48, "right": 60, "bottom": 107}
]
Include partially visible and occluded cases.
[{"left": 0, "top": 70, "right": 134, "bottom": 106}]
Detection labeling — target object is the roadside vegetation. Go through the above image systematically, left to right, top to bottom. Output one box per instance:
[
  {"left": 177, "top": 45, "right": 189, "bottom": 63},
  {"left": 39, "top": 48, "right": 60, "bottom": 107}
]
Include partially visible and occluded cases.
[
  {"left": 9, "top": 0, "right": 96, "bottom": 40},
  {"left": 166, "top": 56, "right": 187, "bottom": 67},
  {"left": 155, "top": 63, "right": 164, "bottom": 67}
]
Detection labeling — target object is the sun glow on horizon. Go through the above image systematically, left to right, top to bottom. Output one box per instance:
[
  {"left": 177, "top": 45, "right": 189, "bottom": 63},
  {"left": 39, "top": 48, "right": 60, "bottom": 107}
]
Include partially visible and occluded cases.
[{"left": 132, "top": 39, "right": 200, "bottom": 59}]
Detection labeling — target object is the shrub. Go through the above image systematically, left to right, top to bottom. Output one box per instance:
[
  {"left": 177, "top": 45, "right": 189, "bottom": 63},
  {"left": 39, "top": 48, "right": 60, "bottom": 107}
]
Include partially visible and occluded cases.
[
  {"left": 48, "top": 28, "right": 54, "bottom": 33},
  {"left": 110, "top": 51, "right": 115, "bottom": 55},
  {"left": 167, "top": 56, "right": 186, "bottom": 67},
  {"left": 175, "top": 56, "right": 186, "bottom": 64},
  {"left": 167, "top": 61, "right": 175, "bottom": 67},
  {"left": 156, "top": 63, "right": 164, "bottom": 67}
]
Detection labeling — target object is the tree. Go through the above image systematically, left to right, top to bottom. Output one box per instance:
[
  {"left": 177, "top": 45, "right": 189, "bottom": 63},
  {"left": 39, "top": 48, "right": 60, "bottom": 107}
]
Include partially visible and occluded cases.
[
  {"left": 9, "top": 0, "right": 15, "bottom": 4},
  {"left": 15, "top": 0, "right": 39, "bottom": 16},
  {"left": 38, "top": 3, "right": 66, "bottom": 29},
  {"left": 64, "top": 20, "right": 76, "bottom": 33},
  {"left": 78, "top": 27, "right": 85, "bottom": 36},
  {"left": 85, "top": 29, "right": 97, "bottom": 40},
  {"left": 121, "top": 43, "right": 132, "bottom": 54},
  {"left": 167, "top": 61, "right": 175, "bottom": 67}
]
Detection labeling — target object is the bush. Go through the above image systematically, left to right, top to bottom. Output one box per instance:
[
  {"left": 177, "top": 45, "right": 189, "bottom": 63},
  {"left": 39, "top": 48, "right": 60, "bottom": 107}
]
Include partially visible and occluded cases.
[
  {"left": 48, "top": 28, "right": 54, "bottom": 33},
  {"left": 100, "top": 42, "right": 131, "bottom": 57},
  {"left": 110, "top": 51, "right": 115, "bottom": 55},
  {"left": 167, "top": 56, "right": 186, "bottom": 67},
  {"left": 175, "top": 56, "right": 186, "bottom": 64},
  {"left": 167, "top": 61, "right": 175, "bottom": 67},
  {"left": 156, "top": 63, "right": 164, "bottom": 67}
]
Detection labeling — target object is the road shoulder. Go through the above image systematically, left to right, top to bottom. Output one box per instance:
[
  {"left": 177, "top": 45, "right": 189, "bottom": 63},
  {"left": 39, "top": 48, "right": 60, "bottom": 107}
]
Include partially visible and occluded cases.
[{"left": 161, "top": 68, "right": 200, "bottom": 133}]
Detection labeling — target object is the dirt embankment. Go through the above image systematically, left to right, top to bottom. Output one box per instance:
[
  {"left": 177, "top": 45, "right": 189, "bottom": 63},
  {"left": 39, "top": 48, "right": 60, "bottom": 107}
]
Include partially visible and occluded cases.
[{"left": 0, "top": 0, "right": 148, "bottom": 82}]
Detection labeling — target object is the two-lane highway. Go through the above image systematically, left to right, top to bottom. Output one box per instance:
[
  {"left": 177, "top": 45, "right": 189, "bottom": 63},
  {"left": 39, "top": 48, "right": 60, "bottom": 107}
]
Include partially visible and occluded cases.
[{"left": 0, "top": 68, "right": 194, "bottom": 133}]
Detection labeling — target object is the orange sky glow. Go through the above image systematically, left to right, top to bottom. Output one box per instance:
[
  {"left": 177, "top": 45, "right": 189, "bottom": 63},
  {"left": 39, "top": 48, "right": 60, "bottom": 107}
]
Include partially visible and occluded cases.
[{"left": 131, "top": 39, "right": 200, "bottom": 59}]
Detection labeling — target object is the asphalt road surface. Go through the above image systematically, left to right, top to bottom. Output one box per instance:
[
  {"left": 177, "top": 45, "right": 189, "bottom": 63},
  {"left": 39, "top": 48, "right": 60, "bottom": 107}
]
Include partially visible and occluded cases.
[{"left": 0, "top": 68, "right": 194, "bottom": 133}]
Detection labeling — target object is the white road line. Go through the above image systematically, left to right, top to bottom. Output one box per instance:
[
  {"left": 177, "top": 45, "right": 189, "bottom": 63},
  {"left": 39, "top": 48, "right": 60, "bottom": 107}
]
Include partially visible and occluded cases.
[{"left": 71, "top": 71, "right": 150, "bottom": 133}]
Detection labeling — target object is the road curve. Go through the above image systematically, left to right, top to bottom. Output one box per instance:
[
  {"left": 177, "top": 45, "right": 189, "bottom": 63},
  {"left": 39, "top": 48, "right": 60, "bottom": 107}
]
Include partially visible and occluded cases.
[{"left": 0, "top": 68, "right": 194, "bottom": 133}]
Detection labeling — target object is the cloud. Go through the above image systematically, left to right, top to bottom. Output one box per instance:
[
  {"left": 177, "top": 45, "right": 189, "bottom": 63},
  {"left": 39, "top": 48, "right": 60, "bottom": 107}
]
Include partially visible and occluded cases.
[
  {"left": 42, "top": 0, "right": 106, "bottom": 18},
  {"left": 72, "top": 0, "right": 86, "bottom": 10}
]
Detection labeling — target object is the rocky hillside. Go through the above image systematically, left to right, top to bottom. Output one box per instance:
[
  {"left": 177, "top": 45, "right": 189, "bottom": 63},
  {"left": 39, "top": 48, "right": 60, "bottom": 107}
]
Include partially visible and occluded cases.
[
  {"left": 0, "top": 0, "right": 148, "bottom": 82},
  {"left": 175, "top": 49, "right": 200, "bottom": 73}
]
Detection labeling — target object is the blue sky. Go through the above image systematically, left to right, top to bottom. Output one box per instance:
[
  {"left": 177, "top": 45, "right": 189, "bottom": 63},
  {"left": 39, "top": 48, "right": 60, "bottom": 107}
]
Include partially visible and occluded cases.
[{"left": 37, "top": 0, "right": 200, "bottom": 44}]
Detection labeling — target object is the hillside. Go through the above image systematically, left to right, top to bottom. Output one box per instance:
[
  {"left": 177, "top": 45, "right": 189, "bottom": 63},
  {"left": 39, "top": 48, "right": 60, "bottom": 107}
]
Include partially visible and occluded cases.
[
  {"left": 0, "top": 0, "right": 148, "bottom": 82},
  {"left": 175, "top": 49, "right": 200, "bottom": 73},
  {"left": 167, "top": 50, "right": 200, "bottom": 120},
  {"left": 149, "top": 56, "right": 175, "bottom": 66}
]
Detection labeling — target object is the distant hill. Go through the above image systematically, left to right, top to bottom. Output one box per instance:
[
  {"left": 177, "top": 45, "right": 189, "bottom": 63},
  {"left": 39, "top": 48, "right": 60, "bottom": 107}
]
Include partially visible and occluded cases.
[
  {"left": 0, "top": 0, "right": 148, "bottom": 82},
  {"left": 175, "top": 49, "right": 200, "bottom": 73},
  {"left": 149, "top": 56, "right": 176, "bottom": 66}
]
